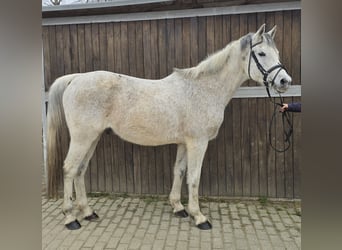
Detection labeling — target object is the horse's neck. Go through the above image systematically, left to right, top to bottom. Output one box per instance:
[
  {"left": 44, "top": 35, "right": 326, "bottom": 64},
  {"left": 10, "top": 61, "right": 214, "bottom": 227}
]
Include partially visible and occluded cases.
[{"left": 192, "top": 41, "right": 248, "bottom": 106}]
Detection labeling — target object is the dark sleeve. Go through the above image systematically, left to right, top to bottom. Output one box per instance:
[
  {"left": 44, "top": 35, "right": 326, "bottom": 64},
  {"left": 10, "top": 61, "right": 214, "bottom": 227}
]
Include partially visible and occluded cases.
[{"left": 287, "top": 102, "right": 301, "bottom": 112}]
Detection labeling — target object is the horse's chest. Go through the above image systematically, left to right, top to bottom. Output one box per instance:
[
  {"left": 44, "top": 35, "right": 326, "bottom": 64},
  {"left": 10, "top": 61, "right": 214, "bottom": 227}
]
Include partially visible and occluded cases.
[
  {"left": 191, "top": 109, "right": 224, "bottom": 139},
  {"left": 206, "top": 119, "right": 223, "bottom": 139}
]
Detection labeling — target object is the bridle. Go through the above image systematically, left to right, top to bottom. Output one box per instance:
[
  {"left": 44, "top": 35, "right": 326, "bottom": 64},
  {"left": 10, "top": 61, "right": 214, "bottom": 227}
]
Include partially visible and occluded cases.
[
  {"left": 248, "top": 38, "right": 293, "bottom": 153},
  {"left": 247, "top": 39, "right": 287, "bottom": 99}
]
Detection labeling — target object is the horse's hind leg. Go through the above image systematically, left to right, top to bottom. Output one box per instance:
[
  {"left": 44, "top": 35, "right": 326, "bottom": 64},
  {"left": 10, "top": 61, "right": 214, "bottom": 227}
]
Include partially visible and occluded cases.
[
  {"left": 62, "top": 135, "right": 97, "bottom": 230},
  {"left": 74, "top": 136, "right": 101, "bottom": 221},
  {"left": 169, "top": 144, "right": 188, "bottom": 217}
]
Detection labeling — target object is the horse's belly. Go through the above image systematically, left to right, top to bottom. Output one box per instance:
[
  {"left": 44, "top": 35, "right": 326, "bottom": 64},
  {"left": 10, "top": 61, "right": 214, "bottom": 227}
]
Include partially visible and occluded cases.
[{"left": 113, "top": 126, "right": 180, "bottom": 146}]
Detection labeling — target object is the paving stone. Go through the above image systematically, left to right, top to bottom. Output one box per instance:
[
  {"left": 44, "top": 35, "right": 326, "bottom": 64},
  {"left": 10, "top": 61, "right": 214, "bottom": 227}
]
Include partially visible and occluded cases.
[{"left": 42, "top": 196, "right": 301, "bottom": 250}]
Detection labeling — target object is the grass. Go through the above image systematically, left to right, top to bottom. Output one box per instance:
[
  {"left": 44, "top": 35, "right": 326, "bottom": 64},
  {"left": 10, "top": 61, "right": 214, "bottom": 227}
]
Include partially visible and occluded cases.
[{"left": 258, "top": 196, "right": 268, "bottom": 206}]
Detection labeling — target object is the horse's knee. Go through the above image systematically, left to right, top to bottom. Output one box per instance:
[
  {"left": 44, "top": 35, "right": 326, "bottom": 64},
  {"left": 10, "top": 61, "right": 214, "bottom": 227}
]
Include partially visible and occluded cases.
[{"left": 63, "top": 163, "right": 78, "bottom": 179}]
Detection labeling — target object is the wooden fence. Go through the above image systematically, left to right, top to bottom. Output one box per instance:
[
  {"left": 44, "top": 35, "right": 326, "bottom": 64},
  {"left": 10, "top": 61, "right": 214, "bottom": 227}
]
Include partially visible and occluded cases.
[{"left": 42, "top": 3, "right": 301, "bottom": 199}]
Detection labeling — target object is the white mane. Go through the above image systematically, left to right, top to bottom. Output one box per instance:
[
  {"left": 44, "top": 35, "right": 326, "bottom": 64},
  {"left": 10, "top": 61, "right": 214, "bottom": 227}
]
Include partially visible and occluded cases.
[{"left": 174, "top": 41, "right": 234, "bottom": 79}]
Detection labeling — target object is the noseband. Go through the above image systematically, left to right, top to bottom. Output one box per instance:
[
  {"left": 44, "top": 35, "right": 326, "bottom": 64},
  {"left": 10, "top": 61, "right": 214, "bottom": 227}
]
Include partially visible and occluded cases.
[{"left": 247, "top": 39, "right": 287, "bottom": 98}]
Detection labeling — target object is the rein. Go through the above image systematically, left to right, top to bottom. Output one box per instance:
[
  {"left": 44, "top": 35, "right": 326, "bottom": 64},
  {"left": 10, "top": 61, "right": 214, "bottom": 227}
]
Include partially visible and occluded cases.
[{"left": 248, "top": 39, "right": 293, "bottom": 153}]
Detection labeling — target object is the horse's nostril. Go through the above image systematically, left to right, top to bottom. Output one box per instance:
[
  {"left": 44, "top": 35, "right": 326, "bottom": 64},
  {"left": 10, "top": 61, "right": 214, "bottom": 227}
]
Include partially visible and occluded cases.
[{"left": 280, "top": 78, "right": 288, "bottom": 85}]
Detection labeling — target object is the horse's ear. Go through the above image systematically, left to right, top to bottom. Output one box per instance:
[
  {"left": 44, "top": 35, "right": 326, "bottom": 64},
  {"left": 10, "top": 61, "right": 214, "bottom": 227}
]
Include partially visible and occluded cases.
[
  {"left": 253, "top": 23, "right": 265, "bottom": 42},
  {"left": 255, "top": 24, "right": 266, "bottom": 37},
  {"left": 267, "top": 25, "right": 277, "bottom": 39}
]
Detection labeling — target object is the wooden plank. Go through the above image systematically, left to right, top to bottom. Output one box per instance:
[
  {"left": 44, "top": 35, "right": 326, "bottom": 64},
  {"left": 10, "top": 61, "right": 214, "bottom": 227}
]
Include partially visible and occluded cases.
[
  {"left": 291, "top": 10, "right": 301, "bottom": 85},
  {"left": 291, "top": 10, "right": 301, "bottom": 198},
  {"left": 256, "top": 11, "right": 268, "bottom": 197},
  {"left": 265, "top": 11, "right": 276, "bottom": 197},
  {"left": 274, "top": 11, "right": 285, "bottom": 198},
  {"left": 282, "top": 11, "right": 294, "bottom": 198},
  {"left": 247, "top": 13, "right": 259, "bottom": 197},
  {"left": 230, "top": 14, "right": 242, "bottom": 197},
  {"left": 239, "top": 14, "right": 251, "bottom": 197},
  {"left": 189, "top": 17, "right": 198, "bottom": 68},
  {"left": 197, "top": 17, "right": 207, "bottom": 64},
  {"left": 182, "top": 18, "right": 191, "bottom": 68},
  {"left": 158, "top": 19, "right": 168, "bottom": 78},
  {"left": 166, "top": 19, "right": 175, "bottom": 75},
  {"left": 174, "top": 19, "right": 183, "bottom": 68},
  {"left": 150, "top": 20, "right": 159, "bottom": 78},
  {"left": 135, "top": 21, "right": 144, "bottom": 77},
  {"left": 143, "top": 21, "right": 152, "bottom": 77},
  {"left": 113, "top": 22, "right": 122, "bottom": 73},
  {"left": 128, "top": 22, "right": 137, "bottom": 76},
  {"left": 92, "top": 23, "right": 101, "bottom": 70},
  {"left": 99, "top": 23, "right": 108, "bottom": 70},
  {"left": 106, "top": 23, "right": 115, "bottom": 72},
  {"left": 69, "top": 24, "right": 79, "bottom": 73},
  {"left": 77, "top": 24, "right": 86, "bottom": 73},
  {"left": 84, "top": 24, "right": 93, "bottom": 72},
  {"left": 62, "top": 25, "right": 72, "bottom": 74},
  {"left": 48, "top": 26, "right": 57, "bottom": 88},
  {"left": 55, "top": 26, "right": 65, "bottom": 77},
  {"left": 42, "top": 27, "right": 51, "bottom": 89},
  {"left": 292, "top": 95, "right": 301, "bottom": 198},
  {"left": 283, "top": 97, "right": 294, "bottom": 198},
  {"left": 224, "top": 103, "right": 234, "bottom": 196},
  {"left": 103, "top": 130, "right": 114, "bottom": 193},
  {"left": 112, "top": 135, "right": 121, "bottom": 193},
  {"left": 96, "top": 136, "right": 105, "bottom": 192},
  {"left": 117, "top": 139, "right": 127, "bottom": 193},
  {"left": 140, "top": 145, "right": 150, "bottom": 194},
  {"left": 161, "top": 145, "right": 171, "bottom": 195},
  {"left": 155, "top": 146, "right": 165, "bottom": 194},
  {"left": 89, "top": 150, "right": 99, "bottom": 192}
]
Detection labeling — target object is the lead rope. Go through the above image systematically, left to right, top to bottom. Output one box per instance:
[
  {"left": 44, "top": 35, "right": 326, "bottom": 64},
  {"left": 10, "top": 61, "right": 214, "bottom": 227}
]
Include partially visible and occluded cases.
[{"left": 267, "top": 90, "right": 293, "bottom": 153}]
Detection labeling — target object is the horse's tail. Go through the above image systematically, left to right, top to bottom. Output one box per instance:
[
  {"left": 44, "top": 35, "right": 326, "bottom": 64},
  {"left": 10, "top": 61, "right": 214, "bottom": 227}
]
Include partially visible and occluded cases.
[{"left": 46, "top": 74, "right": 80, "bottom": 198}]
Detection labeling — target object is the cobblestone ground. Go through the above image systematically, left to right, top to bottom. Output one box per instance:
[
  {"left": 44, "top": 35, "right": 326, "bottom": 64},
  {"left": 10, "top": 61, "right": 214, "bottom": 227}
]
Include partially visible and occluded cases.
[{"left": 42, "top": 195, "right": 301, "bottom": 250}]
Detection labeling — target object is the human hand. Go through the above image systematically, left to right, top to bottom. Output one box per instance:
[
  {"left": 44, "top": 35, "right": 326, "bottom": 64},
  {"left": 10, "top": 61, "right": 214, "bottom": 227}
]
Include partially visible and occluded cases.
[{"left": 279, "top": 103, "right": 288, "bottom": 113}]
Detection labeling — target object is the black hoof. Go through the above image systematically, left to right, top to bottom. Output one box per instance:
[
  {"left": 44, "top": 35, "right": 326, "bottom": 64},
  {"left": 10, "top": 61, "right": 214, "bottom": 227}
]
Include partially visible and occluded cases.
[
  {"left": 174, "top": 209, "right": 189, "bottom": 218},
  {"left": 84, "top": 212, "right": 99, "bottom": 221},
  {"left": 65, "top": 220, "right": 81, "bottom": 230},
  {"left": 197, "top": 220, "right": 212, "bottom": 230}
]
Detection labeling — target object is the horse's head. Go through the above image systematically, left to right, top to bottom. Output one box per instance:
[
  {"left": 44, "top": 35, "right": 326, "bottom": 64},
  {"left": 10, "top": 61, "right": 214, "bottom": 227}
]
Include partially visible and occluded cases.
[{"left": 243, "top": 24, "right": 292, "bottom": 93}]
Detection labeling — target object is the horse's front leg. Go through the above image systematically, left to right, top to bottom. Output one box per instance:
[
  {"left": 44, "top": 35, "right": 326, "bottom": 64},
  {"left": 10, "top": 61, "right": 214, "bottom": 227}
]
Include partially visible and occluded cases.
[
  {"left": 186, "top": 138, "right": 212, "bottom": 230},
  {"left": 169, "top": 144, "right": 188, "bottom": 217}
]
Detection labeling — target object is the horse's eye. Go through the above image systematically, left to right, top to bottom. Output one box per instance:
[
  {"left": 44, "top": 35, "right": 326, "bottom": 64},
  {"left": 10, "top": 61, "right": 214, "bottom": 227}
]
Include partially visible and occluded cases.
[{"left": 258, "top": 52, "right": 266, "bottom": 57}]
